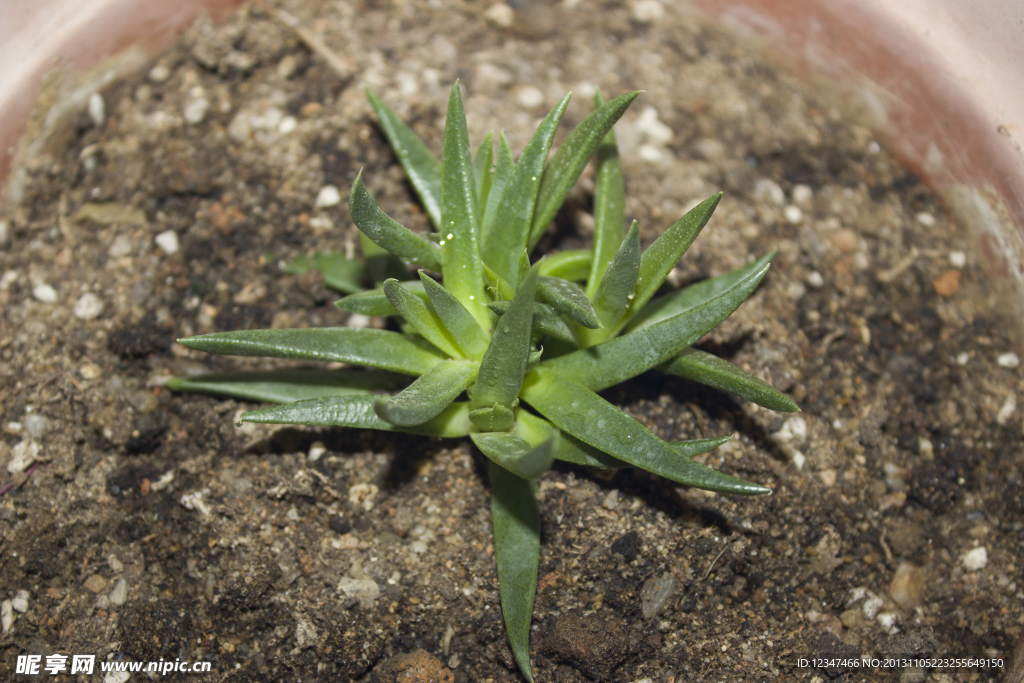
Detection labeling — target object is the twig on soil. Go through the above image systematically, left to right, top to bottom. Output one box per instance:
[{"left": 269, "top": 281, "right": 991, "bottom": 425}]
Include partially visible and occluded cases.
[
  {"left": 253, "top": 0, "right": 353, "bottom": 80},
  {"left": 0, "top": 461, "right": 42, "bottom": 496},
  {"left": 700, "top": 534, "right": 734, "bottom": 581}
]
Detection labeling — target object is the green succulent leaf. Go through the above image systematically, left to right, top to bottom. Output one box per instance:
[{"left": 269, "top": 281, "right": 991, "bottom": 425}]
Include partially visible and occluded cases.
[
  {"left": 440, "top": 81, "right": 488, "bottom": 328},
  {"left": 365, "top": 88, "right": 442, "bottom": 229},
  {"left": 586, "top": 89, "right": 627, "bottom": 298},
  {"left": 530, "top": 90, "right": 640, "bottom": 249},
  {"left": 483, "top": 94, "right": 571, "bottom": 283},
  {"left": 474, "top": 131, "right": 494, "bottom": 216},
  {"left": 481, "top": 132, "right": 516, "bottom": 246},
  {"left": 349, "top": 172, "right": 444, "bottom": 270},
  {"left": 612, "top": 192, "right": 722, "bottom": 335},
  {"left": 589, "top": 219, "right": 641, "bottom": 336},
  {"left": 537, "top": 249, "right": 592, "bottom": 282},
  {"left": 626, "top": 250, "right": 776, "bottom": 332},
  {"left": 283, "top": 251, "right": 366, "bottom": 294},
  {"left": 540, "top": 259, "right": 770, "bottom": 390},
  {"left": 472, "top": 264, "right": 540, "bottom": 412},
  {"left": 418, "top": 272, "right": 489, "bottom": 359},
  {"left": 537, "top": 276, "right": 601, "bottom": 329},
  {"left": 383, "top": 279, "right": 462, "bottom": 358},
  {"left": 336, "top": 280, "right": 429, "bottom": 317},
  {"left": 488, "top": 300, "right": 579, "bottom": 347},
  {"left": 177, "top": 328, "right": 444, "bottom": 375},
  {"left": 662, "top": 348, "right": 799, "bottom": 412},
  {"left": 374, "top": 359, "right": 479, "bottom": 426},
  {"left": 521, "top": 368, "right": 770, "bottom": 494},
  {"left": 164, "top": 369, "right": 406, "bottom": 404},
  {"left": 242, "top": 395, "right": 471, "bottom": 437},
  {"left": 469, "top": 403, "right": 516, "bottom": 432},
  {"left": 514, "top": 410, "right": 626, "bottom": 468},
  {"left": 471, "top": 431, "right": 556, "bottom": 480},
  {"left": 671, "top": 435, "right": 736, "bottom": 457},
  {"left": 488, "top": 460, "right": 540, "bottom": 683}
]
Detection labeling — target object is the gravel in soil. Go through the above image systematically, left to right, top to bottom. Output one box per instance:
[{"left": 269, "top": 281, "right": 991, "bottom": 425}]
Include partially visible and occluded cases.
[{"left": 1, "top": 1, "right": 1021, "bottom": 681}]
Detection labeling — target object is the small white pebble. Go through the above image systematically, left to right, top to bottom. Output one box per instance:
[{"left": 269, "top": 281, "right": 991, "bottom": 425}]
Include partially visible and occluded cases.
[
  {"left": 631, "top": 0, "right": 665, "bottom": 23},
  {"left": 484, "top": 2, "right": 514, "bottom": 28},
  {"left": 276, "top": 54, "right": 298, "bottom": 80},
  {"left": 148, "top": 64, "right": 171, "bottom": 83},
  {"left": 515, "top": 86, "right": 544, "bottom": 110},
  {"left": 88, "top": 93, "right": 106, "bottom": 127},
  {"left": 183, "top": 98, "right": 209, "bottom": 124},
  {"left": 635, "top": 107, "right": 674, "bottom": 145},
  {"left": 278, "top": 115, "right": 298, "bottom": 134},
  {"left": 867, "top": 141, "right": 881, "bottom": 155},
  {"left": 638, "top": 144, "right": 664, "bottom": 162},
  {"left": 753, "top": 178, "right": 785, "bottom": 206},
  {"left": 791, "top": 184, "right": 813, "bottom": 208},
  {"left": 315, "top": 185, "right": 342, "bottom": 208},
  {"left": 783, "top": 205, "right": 804, "bottom": 225},
  {"left": 915, "top": 212, "right": 936, "bottom": 227},
  {"left": 155, "top": 230, "right": 180, "bottom": 255},
  {"left": 108, "top": 234, "right": 133, "bottom": 258},
  {"left": 949, "top": 251, "right": 966, "bottom": 268},
  {"left": 806, "top": 271, "right": 824, "bottom": 289},
  {"left": 785, "top": 280, "right": 806, "bottom": 299},
  {"left": 32, "top": 284, "right": 57, "bottom": 303},
  {"left": 73, "top": 293, "right": 104, "bottom": 320},
  {"left": 346, "top": 314, "right": 372, "bottom": 328},
  {"left": 956, "top": 352, "right": 969, "bottom": 366},
  {"left": 997, "top": 352, "right": 1020, "bottom": 368},
  {"left": 996, "top": 394, "right": 1016, "bottom": 426},
  {"left": 25, "top": 414, "right": 48, "bottom": 439},
  {"left": 918, "top": 437, "right": 933, "bottom": 458},
  {"left": 308, "top": 441, "right": 327, "bottom": 462},
  {"left": 791, "top": 451, "right": 806, "bottom": 471},
  {"left": 961, "top": 547, "right": 988, "bottom": 571},
  {"left": 11, "top": 590, "right": 29, "bottom": 614},
  {"left": 862, "top": 594, "right": 884, "bottom": 619},
  {"left": 1, "top": 601, "right": 12, "bottom": 635},
  {"left": 876, "top": 612, "right": 899, "bottom": 634}
]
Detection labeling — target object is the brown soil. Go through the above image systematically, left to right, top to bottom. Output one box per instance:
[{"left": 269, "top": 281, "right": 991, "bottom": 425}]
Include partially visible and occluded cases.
[{"left": 1, "top": 1, "right": 1021, "bottom": 681}]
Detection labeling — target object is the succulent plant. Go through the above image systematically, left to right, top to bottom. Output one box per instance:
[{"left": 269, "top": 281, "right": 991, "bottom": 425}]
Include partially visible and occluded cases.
[{"left": 168, "top": 82, "right": 797, "bottom": 680}]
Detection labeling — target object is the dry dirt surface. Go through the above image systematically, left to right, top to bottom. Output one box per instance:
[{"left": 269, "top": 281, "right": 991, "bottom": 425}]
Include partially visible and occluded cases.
[{"left": 1, "top": 1, "right": 1021, "bottom": 681}]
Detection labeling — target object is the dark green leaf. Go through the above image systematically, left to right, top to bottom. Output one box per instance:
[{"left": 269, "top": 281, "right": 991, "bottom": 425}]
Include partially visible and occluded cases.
[
  {"left": 440, "top": 82, "right": 489, "bottom": 328},
  {"left": 365, "top": 88, "right": 442, "bottom": 229},
  {"left": 586, "top": 89, "right": 627, "bottom": 298},
  {"left": 530, "top": 91, "right": 640, "bottom": 249},
  {"left": 483, "top": 94, "right": 571, "bottom": 283},
  {"left": 474, "top": 131, "right": 494, "bottom": 216},
  {"left": 481, "top": 132, "right": 516, "bottom": 247},
  {"left": 349, "top": 172, "right": 443, "bottom": 270},
  {"left": 611, "top": 193, "right": 721, "bottom": 335},
  {"left": 589, "top": 220, "right": 640, "bottom": 335},
  {"left": 537, "top": 249, "right": 592, "bottom": 281},
  {"left": 626, "top": 250, "right": 775, "bottom": 332},
  {"left": 539, "top": 260, "right": 770, "bottom": 390},
  {"left": 472, "top": 265, "right": 540, "bottom": 411},
  {"left": 419, "top": 272, "right": 489, "bottom": 359},
  {"left": 537, "top": 276, "right": 601, "bottom": 329},
  {"left": 383, "top": 279, "right": 462, "bottom": 358},
  {"left": 336, "top": 280, "right": 429, "bottom": 317},
  {"left": 488, "top": 300, "right": 578, "bottom": 347},
  {"left": 177, "top": 328, "right": 444, "bottom": 375},
  {"left": 661, "top": 348, "right": 799, "bottom": 412},
  {"left": 374, "top": 359, "right": 479, "bottom": 426},
  {"left": 521, "top": 368, "right": 770, "bottom": 494},
  {"left": 164, "top": 369, "right": 406, "bottom": 404},
  {"left": 241, "top": 395, "right": 471, "bottom": 437},
  {"left": 469, "top": 403, "right": 515, "bottom": 432},
  {"left": 514, "top": 411, "right": 626, "bottom": 468},
  {"left": 471, "top": 432, "right": 556, "bottom": 480},
  {"left": 671, "top": 435, "right": 735, "bottom": 457},
  {"left": 488, "top": 460, "right": 540, "bottom": 682}
]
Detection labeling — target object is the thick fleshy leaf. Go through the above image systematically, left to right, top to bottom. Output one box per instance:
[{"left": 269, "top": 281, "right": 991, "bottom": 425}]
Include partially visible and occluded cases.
[
  {"left": 439, "top": 81, "right": 488, "bottom": 327},
  {"left": 365, "top": 88, "right": 442, "bottom": 229},
  {"left": 586, "top": 89, "right": 627, "bottom": 298},
  {"left": 530, "top": 91, "right": 640, "bottom": 249},
  {"left": 483, "top": 94, "right": 571, "bottom": 283},
  {"left": 474, "top": 131, "right": 494, "bottom": 216},
  {"left": 481, "top": 132, "right": 515, "bottom": 246},
  {"left": 350, "top": 172, "right": 443, "bottom": 270},
  {"left": 611, "top": 193, "right": 722, "bottom": 335},
  {"left": 590, "top": 220, "right": 640, "bottom": 335},
  {"left": 361, "top": 232, "right": 411, "bottom": 285},
  {"left": 537, "top": 250, "right": 592, "bottom": 282},
  {"left": 626, "top": 250, "right": 776, "bottom": 332},
  {"left": 283, "top": 251, "right": 365, "bottom": 294},
  {"left": 539, "top": 259, "right": 770, "bottom": 390},
  {"left": 472, "top": 265, "right": 540, "bottom": 411},
  {"left": 419, "top": 272, "right": 489, "bottom": 359},
  {"left": 537, "top": 276, "right": 601, "bottom": 329},
  {"left": 383, "top": 279, "right": 462, "bottom": 358},
  {"left": 336, "top": 280, "right": 429, "bottom": 317},
  {"left": 488, "top": 300, "right": 578, "bottom": 347},
  {"left": 177, "top": 328, "right": 443, "bottom": 375},
  {"left": 661, "top": 348, "right": 799, "bottom": 412},
  {"left": 374, "top": 359, "right": 479, "bottom": 426},
  {"left": 521, "top": 368, "right": 770, "bottom": 494},
  {"left": 165, "top": 369, "right": 406, "bottom": 404},
  {"left": 241, "top": 395, "right": 471, "bottom": 437},
  {"left": 469, "top": 403, "right": 516, "bottom": 432},
  {"left": 514, "top": 410, "right": 626, "bottom": 468},
  {"left": 471, "top": 432, "right": 556, "bottom": 480},
  {"left": 671, "top": 435, "right": 735, "bottom": 457},
  {"left": 488, "top": 460, "right": 540, "bottom": 683}
]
